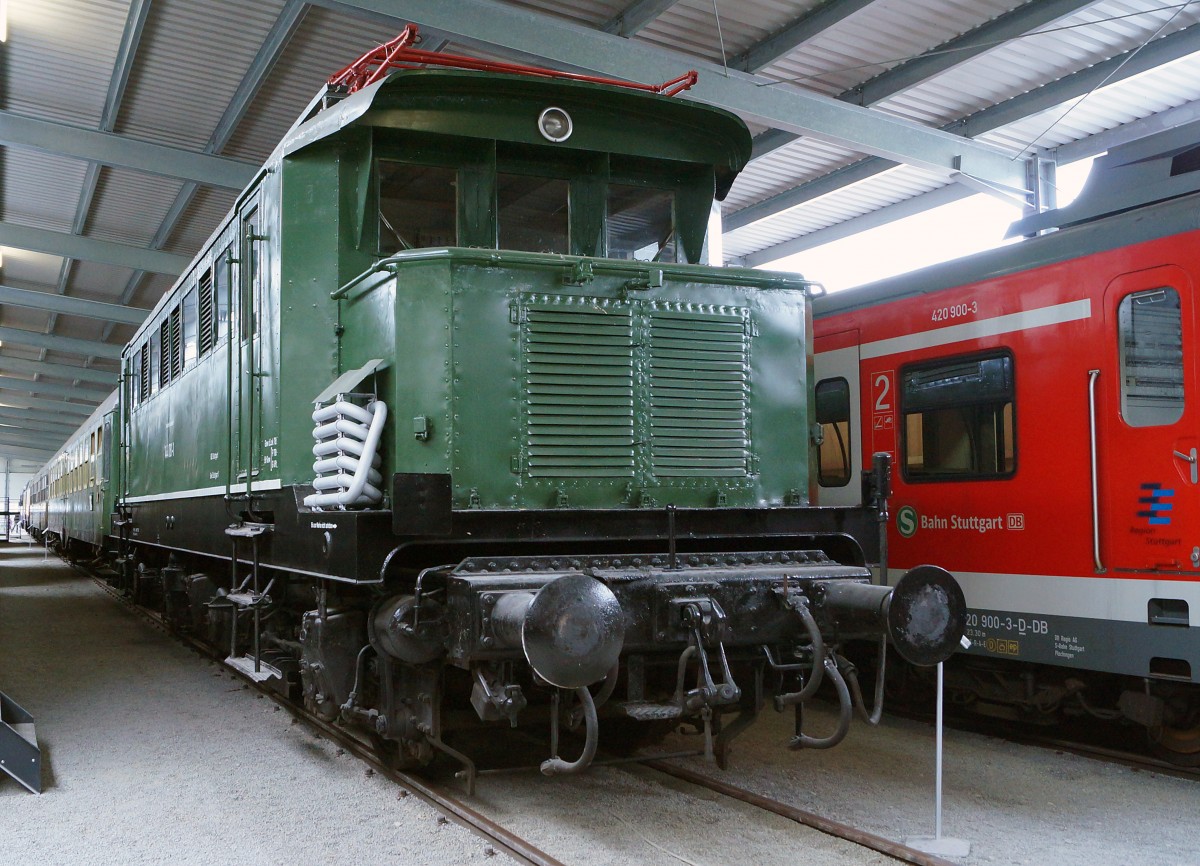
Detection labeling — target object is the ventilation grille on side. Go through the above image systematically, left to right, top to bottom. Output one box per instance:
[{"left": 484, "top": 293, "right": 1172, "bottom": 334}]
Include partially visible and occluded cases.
[
  {"left": 524, "top": 305, "right": 635, "bottom": 478},
  {"left": 649, "top": 309, "right": 750, "bottom": 477}
]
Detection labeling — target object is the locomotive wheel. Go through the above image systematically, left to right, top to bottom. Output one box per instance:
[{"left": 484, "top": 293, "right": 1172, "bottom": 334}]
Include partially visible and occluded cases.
[{"left": 1149, "top": 723, "right": 1200, "bottom": 767}]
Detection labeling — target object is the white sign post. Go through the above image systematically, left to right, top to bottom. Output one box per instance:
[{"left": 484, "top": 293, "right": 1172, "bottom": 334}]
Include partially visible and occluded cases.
[{"left": 906, "top": 637, "right": 972, "bottom": 858}]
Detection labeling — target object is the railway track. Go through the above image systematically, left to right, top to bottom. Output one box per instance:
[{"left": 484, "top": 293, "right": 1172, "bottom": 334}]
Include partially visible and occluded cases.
[{"left": 78, "top": 557, "right": 952, "bottom": 866}]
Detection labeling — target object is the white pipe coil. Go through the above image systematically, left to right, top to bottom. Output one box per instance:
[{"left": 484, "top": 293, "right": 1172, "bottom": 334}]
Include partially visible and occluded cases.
[
  {"left": 303, "top": 399, "right": 388, "bottom": 510},
  {"left": 313, "top": 400, "right": 374, "bottom": 426},
  {"left": 312, "top": 436, "right": 382, "bottom": 464},
  {"left": 313, "top": 455, "right": 382, "bottom": 485}
]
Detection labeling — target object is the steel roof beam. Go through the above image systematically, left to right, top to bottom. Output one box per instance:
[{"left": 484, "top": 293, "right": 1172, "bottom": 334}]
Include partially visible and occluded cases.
[
  {"left": 312, "top": 0, "right": 1028, "bottom": 191},
  {"left": 601, "top": 0, "right": 679, "bottom": 37},
  {"left": 731, "top": 0, "right": 878, "bottom": 74},
  {"left": 745, "top": 0, "right": 1097, "bottom": 160},
  {"left": 844, "top": 0, "right": 1096, "bottom": 108},
  {"left": 728, "top": 20, "right": 1200, "bottom": 234},
  {"left": 950, "top": 22, "right": 1200, "bottom": 139},
  {"left": 1053, "top": 99, "right": 1200, "bottom": 166},
  {"left": 0, "top": 112, "right": 258, "bottom": 191},
  {"left": 743, "top": 183, "right": 973, "bottom": 267},
  {"left": 0, "top": 223, "right": 188, "bottom": 276},
  {"left": 0, "top": 283, "right": 148, "bottom": 325},
  {"left": 0, "top": 325, "right": 125, "bottom": 360},
  {"left": 0, "top": 358, "right": 117, "bottom": 387},
  {"left": 0, "top": 376, "right": 109, "bottom": 402},
  {"left": 0, "top": 394, "right": 98, "bottom": 417},
  {"left": 0, "top": 407, "right": 92, "bottom": 433},
  {"left": 0, "top": 421, "right": 79, "bottom": 442},
  {"left": 0, "top": 432, "right": 66, "bottom": 452},
  {"left": 0, "top": 443, "right": 57, "bottom": 463}
]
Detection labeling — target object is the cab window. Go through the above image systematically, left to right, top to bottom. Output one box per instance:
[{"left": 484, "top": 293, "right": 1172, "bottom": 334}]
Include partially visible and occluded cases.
[
  {"left": 378, "top": 160, "right": 458, "bottom": 253},
  {"left": 497, "top": 173, "right": 569, "bottom": 254},
  {"left": 607, "top": 184, "right": 676, "bottom": 263},
  {"left": 901, "top": 352, "right": 1015, "bottom": 481},
  {"left": 815, "top": 377, "right": 852, "bottom": 487}
]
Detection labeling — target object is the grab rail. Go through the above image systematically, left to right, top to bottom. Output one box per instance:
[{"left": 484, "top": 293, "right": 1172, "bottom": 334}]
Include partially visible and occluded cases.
[{"left": 1088, "top": 369, "right": 1104, "bottom": 573}]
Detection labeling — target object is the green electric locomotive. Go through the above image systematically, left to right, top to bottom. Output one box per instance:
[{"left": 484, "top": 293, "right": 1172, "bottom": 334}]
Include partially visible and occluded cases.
[{"left": 24, "top": 35, "right": 964, "bottom": 782}]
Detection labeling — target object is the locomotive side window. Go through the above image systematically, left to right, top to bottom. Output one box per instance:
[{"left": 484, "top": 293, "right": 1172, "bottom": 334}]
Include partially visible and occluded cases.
[
  {"left": 378, "top": 161, "right": 458, "bottom": 252},
  {"left": 497, "top": 173, "right": 569, "bottom": 254},
  {"left": 608, "top": 184, "right": 677, "bottom": 263},
  {"left": 214, "top": 246, "right": 231, "bottom": 344},
  {"left": 183, "top": 286, "right": 199, "bottom": 369},
  {"left": 1118, "top": 287, "right": 1184, "bottom": 427},
  {"left": 151, "top": 325, "right": 163, "bottom": 394},
  {"left": 131, "top": 348, "right": 143, "bottom": 407},
  {"left": 901, "top": 352, "right": 1015, "bottom": 481},
  {"left": 815, "top": 377, "right": 852, "bottom": 487}
]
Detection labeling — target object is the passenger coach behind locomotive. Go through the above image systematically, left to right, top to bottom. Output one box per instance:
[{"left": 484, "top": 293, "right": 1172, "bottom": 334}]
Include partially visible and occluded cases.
[{"left": 61, "top": 33, "right": 966, "bottom": 780}]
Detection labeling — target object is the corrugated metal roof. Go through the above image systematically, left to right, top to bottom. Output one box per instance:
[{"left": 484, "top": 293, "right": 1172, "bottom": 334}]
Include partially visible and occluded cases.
[{"left": 5, "top": 0, "right": 1200, "bottom": 462}]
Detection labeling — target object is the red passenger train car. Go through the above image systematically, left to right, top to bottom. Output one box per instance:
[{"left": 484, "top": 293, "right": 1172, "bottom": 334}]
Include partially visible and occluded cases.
[{"left": 813, "top": 125, "right": 1200, "bottom": 762}]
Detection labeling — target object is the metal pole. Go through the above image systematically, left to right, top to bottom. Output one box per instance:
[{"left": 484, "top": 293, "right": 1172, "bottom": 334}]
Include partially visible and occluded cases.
[{"left": 935, "top": 661, "right": 944, "bottom": 839}]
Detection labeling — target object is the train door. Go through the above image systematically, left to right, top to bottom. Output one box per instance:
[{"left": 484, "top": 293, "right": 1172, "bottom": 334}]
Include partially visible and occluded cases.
[
  {"left": 233, "top": 192, "right": 265, "bottom": 493},
  {"left": 1099, "top": 266, "right": 1200, "bottom": 573},
  {"left": 814, "top": 330, "right": 863, "bottom": 506}
]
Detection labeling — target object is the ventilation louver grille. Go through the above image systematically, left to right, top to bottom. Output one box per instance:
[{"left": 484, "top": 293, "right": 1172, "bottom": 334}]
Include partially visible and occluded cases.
[
  {"left": 199, "top": 270, "right": 214, "bottom": 355},
  {"left": 521, "top": 297, "right": 752, "bottom": 482},
  {"left": 524, "top": 304, "right": 635, "bottom": 477},
  {"left": 649, "top": 309, "right": 750, "bottom": 477}
]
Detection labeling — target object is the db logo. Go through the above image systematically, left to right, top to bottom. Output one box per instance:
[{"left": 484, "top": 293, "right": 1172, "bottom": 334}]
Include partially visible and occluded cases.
[{"left": 896, "top": 505, "right": 918, "bottom": 538}]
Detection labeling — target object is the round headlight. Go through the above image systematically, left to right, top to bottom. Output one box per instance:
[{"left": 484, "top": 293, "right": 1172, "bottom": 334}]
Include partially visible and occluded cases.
[{"left": 538, "top": 107, "right": 573, "bottom": 143}]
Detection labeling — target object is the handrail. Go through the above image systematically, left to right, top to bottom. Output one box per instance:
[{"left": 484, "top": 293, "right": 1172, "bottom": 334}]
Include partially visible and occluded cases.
[
  {"left": 330, "top": 248, "right": 813, "bottom": 301},
  {"left": 1088, "top": 369, "right": 1104, "bottom": 573}
]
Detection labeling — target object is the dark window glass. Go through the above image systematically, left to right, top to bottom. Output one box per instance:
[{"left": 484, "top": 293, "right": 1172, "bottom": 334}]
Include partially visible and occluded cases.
[
  {"left": 378, "top": 161, "right": 458, "bottom": 252},
  {"left": 498, "top": 173, "right": 568, "bottom": 254},
  {"left": 607, "top": 184, "right": 676, "bottom": 262},
  {"left": 1118, "top": 287, "right": 1184, "bottom": 427},
  {"left": 902, "top": 352, "right": 1015, "bottom": 481},
  {"left": 815, "top": 377, "right": 852, "bottom": 487}
]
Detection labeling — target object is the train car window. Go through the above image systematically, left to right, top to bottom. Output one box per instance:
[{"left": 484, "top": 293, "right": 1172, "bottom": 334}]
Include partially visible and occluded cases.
[
  {"left": 377, "top": 161, "right": 458, "bottom": 252},
  {"left": 497, "top": 173, "right": 569, "bottom": 254},
  {"left": 607, "top": 184, "right": 677, "bottom": 263},
  {"left": 214, "top": 246, "right": 231, "bottom": 344},
  {"left": 199, "top": 268, "right": 214, "bottom": 355},
  {"left": 183, "top": 286, "right": 199, "bottom": 368},
  {"left": 1118, "top": 287, "right": 1184, "bottom": 427},
  {"left": 150, "top": 328, "right": 162, "bottom": 395},
  {"left": 901, "top": 352, "right": 1015, "bottom": 481},
  {"left": 815, "top": 378, "right": 852, "bottom": 487}
]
